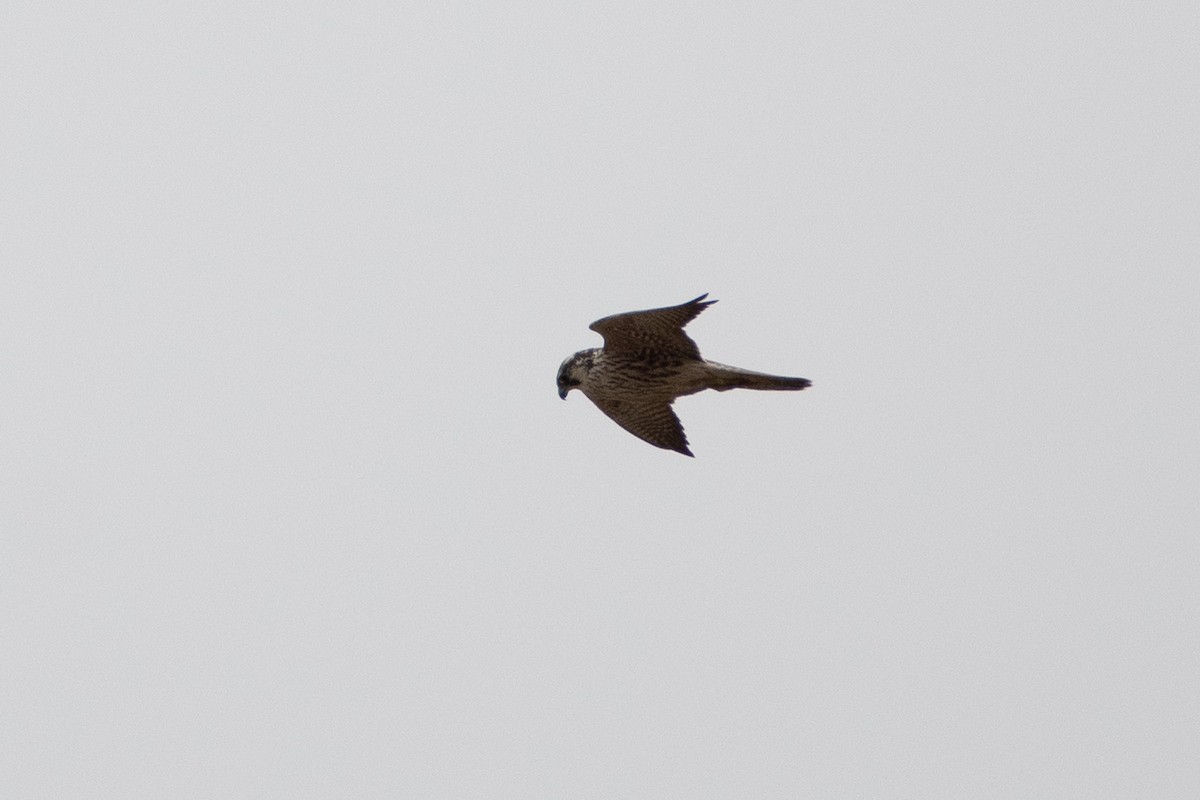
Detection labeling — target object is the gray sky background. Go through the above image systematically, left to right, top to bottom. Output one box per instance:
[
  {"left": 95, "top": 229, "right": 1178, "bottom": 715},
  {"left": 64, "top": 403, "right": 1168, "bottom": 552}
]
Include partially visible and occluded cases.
[{"left": 3, "top": 3, "right": 1198, "bottom": 798}]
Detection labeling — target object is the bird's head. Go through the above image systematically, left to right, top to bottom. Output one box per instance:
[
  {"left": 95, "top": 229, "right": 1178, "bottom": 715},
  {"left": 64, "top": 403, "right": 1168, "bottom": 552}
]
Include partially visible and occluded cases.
[{"left": 556, "top": 349, "right": 595, "bottom": 399}]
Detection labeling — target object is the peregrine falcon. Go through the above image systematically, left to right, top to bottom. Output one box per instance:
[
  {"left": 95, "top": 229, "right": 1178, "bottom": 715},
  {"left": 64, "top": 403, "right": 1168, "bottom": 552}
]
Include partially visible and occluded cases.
[{"left": 557, "top": 294, "right": 811, "bottom": 456}]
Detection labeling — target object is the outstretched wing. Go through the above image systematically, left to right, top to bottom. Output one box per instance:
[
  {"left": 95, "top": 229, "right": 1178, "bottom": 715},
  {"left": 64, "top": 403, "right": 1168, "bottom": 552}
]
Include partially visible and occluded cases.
[
  {"left": 589, "top": 294, "right": 716, "bottom": 360},
  {"left": 586, "top": 393, "right": 693, "bottom": 457}
]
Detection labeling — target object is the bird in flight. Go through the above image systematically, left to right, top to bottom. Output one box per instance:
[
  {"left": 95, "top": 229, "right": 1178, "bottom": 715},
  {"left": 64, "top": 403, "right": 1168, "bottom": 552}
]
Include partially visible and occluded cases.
[{"left": 557, "top": 294, "right": 811, "bottom": 456}]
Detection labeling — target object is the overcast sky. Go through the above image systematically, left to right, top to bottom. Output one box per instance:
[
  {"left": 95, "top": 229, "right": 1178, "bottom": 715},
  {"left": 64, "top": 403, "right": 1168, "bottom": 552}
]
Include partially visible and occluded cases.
[{"left": 3, "top": 3, "right": 1198, "bottom": 798}]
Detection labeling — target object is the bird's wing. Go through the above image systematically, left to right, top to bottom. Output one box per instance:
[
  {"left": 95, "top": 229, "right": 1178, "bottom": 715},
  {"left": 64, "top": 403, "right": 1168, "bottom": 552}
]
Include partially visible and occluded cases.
[
  {"left": 589, "top": 294, "right": 716, "bottom": 359},
  {"left": 586, "top": 392, "right": 693, "bottom": 456}
]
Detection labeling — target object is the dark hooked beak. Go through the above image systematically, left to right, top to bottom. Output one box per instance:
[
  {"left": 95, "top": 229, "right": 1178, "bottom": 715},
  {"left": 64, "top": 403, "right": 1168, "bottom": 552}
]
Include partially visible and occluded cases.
[{"left": 558, "top": 387, "right": 568, "bottom": 400}]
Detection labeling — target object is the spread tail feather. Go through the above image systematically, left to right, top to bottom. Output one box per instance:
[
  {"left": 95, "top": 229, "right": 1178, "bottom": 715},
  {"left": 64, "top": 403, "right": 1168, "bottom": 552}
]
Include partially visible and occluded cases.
[{"left": 704, "top": 362, "right": 812, "bottom": 392}]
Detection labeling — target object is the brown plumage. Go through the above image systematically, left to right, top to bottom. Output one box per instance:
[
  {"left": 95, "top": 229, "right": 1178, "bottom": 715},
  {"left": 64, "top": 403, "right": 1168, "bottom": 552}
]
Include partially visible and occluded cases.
[{"left": 556, "top": 294, "right": 811, "bottom": 456}]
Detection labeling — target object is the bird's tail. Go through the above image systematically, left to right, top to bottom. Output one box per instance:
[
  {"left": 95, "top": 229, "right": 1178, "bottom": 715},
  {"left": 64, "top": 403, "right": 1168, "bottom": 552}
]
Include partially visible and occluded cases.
[{"left": 704, "top": 362, "right": 812, "bottom": 392}]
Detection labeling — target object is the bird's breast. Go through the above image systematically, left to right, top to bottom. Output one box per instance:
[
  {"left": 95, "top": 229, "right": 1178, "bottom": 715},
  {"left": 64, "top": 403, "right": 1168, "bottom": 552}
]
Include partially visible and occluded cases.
[{"left": 587, "top": 353, "right": 709, "bottom": 398}]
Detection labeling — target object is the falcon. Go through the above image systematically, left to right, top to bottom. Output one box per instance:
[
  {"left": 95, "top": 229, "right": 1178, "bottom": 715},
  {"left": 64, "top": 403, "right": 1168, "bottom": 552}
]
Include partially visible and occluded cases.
[{"left": 557, "top": 294, "right": 811, "bottom": 456}]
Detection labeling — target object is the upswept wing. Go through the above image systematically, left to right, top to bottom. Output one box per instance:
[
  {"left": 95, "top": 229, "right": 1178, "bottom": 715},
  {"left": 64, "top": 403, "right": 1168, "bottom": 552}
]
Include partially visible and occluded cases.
[
  {"left": 589, "top": 294, "right": 716, "bottom": 359},
  {"left": 586, "top": 393, "right": 693, "bottom": 457}
]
